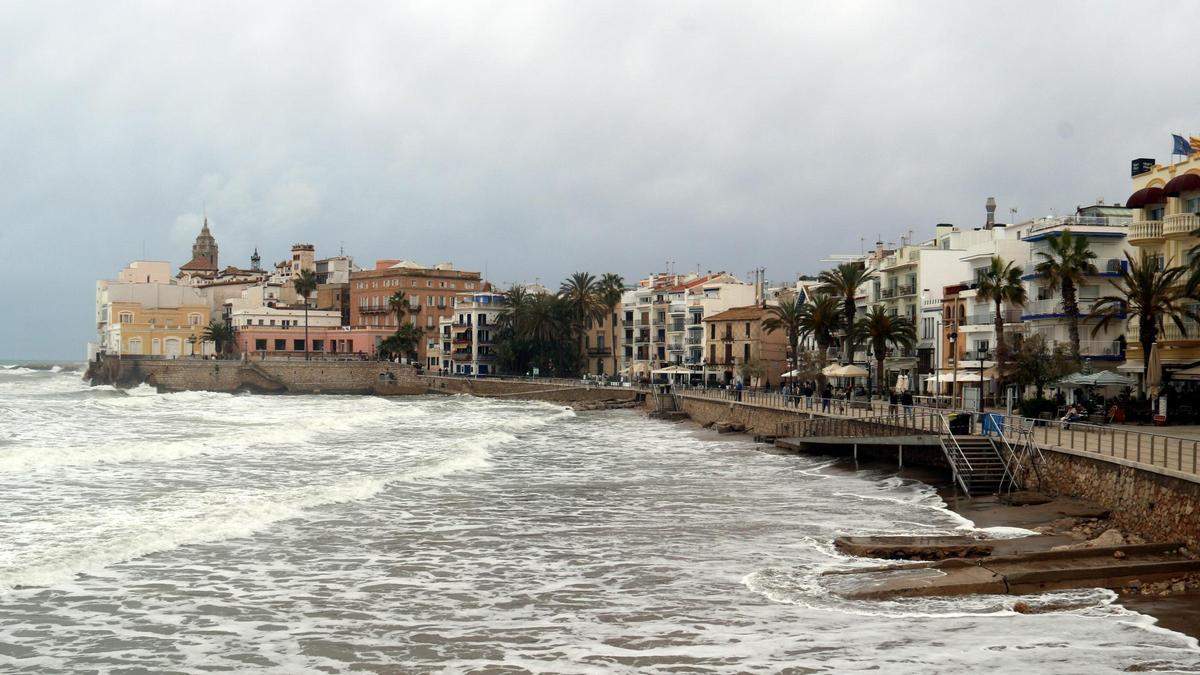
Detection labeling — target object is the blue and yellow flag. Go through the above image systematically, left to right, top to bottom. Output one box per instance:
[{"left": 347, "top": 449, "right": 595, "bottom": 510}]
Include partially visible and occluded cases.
[{"left": 1173, "top": 134, "right": 1192, "bottom": 155}]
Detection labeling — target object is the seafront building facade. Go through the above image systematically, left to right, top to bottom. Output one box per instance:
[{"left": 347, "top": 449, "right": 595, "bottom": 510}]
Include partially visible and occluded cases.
[
  {"left": 1126, "top": 154, "right": 1200, "bottom": 384},
  {"left": 93, "top": 262, "right": 213, "bottom": 359},
  {"left": 434, "top": 288, "right": 504, "bottom": 375},
  {"left": 701, "top": 305, "right": 788, "bottom": 386}
]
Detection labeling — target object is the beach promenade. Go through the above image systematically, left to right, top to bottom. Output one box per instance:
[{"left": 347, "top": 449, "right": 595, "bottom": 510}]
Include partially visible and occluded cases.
[{"left": 673, "top": 386, "right": 1200, "bottom": 480}]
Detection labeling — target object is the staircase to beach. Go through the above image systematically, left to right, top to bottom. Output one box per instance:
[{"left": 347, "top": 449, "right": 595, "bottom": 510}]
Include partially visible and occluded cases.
[{"left": 940, "top": 434, "right": 1010, "bottom": 496}]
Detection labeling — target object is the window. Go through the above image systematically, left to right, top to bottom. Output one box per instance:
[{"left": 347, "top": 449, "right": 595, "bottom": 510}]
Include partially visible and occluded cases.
[
  {"left": 1187, "top": 197, "right": 1200, "bottom": 214},
  {"left": 1149, "top": 206, "right": 1165, "bottom": 220},
  {"left": 426, "top": 280, "right": 433, "bottom": 287},
  {"left": 466, "top": 283, "right": 474, "bottom": 290},
  {"left": 427, "top": 296, "right": 434, "bottom": 306},
  {"left": 118, "top": 312, "right": 134, "bottom": 323},
  {"left": 744, "top": 322, "right": 751, "bottom": 338},
  {"left": 709, "top": 323, "right": 715, "bottom": 339},
  {"left": 255, "top": 339, "right": 267, "bottom": 350},
  {"left": 274, "top": 339, "right": 286, "bottom": 351},
  {"left": 293, "top": 339, "right": 305, "bottom": 351},
  {"left": 313, "top": 340, "right": 324, "bottom": 352},
  {"left": 743, "top": 343, "right": 751, "bottom": 363}
]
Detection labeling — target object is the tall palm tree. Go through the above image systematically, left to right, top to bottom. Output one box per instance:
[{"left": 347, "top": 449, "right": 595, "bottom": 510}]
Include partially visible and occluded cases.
[
  {"left": 1035, "top": 229, "right": 1097, "bottom": 363},
  {"left": 1092, "top": 252, "right": 1199, "bottom": 395},
  {"left": 975, "top": 256, "right": 1027, "bottom": 389},
  {"left": 818, "top": 262, "right": 871, "bottom": 364},
  {"left": 293, "top": 270, "right": 319, "bottom": 361},
  {"left": 559, "top": 272, "right": 603, "bottom": 373},
  {"left": 599, "top": 273, "right": 625, "bottom": 376},
  {"left": 387, "top": 290, "right": 409, "bottom": 328},
  {"left": 798, "top": 294, "right": 843, "bottom": 385},
  {"left": 763, "top": 295, "right": 805, "bottom": 375},
  {"left": 852, "top": 305, "right": 917, "bottom": 395},
  {"left": 202, "top": 320, "right": 235, "bottom": 356}
]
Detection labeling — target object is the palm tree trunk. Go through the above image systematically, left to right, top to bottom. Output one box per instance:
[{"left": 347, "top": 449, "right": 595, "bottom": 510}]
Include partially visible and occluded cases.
[
  {"left": 1063, "top": 279, "right": 1081, "bottom": 364},
  {"left": 993, "top": 299, "right": 1005, "bottom": 394},
  {"left": 843, "top": 302, "right": 856, "bottom": 364},
  {"left": 1141, "top": 318, "right": 1155, "bottom": 398},
  {"left": 875, "top": 337, "right": 885, "bottom": 396}
]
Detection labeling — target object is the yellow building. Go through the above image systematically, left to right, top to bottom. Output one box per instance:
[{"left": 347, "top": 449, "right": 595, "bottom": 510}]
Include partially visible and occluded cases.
[
  {"left": 1125, "top": 153, "right": 1200, "bottom": 376},
  {"left": 94, "top": 276, "right": 213, "bottom": 358}
]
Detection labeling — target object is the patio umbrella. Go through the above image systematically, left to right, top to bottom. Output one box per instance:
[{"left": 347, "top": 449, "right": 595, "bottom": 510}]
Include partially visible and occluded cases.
[
  {"left": 1147, "top": 343, "right": 1162, "bottom": 398},
  {"left": 822, "top": 363, "right": 842, "bottom": 377},
  {"left": 829, "top": 364, "right": 869, "bottom": 378},
  {"left": 1079, "top": 371, "right": 1135, "bottom": 387}
]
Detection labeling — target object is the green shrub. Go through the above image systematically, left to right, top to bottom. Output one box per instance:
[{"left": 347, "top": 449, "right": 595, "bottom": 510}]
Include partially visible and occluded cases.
[{"left": 1018, "top": 398, "right": 1057, "bottom": 418}]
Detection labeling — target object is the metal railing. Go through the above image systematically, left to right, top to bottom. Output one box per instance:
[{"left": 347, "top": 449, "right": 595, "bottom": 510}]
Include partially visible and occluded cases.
[{"left": 937, "top": 413, "right": 973, "bottom": 494}]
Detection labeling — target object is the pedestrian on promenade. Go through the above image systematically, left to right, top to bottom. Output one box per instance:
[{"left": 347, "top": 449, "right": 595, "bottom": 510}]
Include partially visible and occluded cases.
[
  {"left": 821, "top": 384, "right": 832, "bottom": 412},
  {"left": 888, "top": 390, "right": 899, "bottom": 417},
  {"left": 901, "top": 390, "right": 914, "bottom": 423}
]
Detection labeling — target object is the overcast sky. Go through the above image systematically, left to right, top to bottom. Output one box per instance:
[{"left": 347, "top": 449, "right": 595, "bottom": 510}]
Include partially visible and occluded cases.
[{"left": 2, "top": 1, "right": 1198, "bottom": 359}]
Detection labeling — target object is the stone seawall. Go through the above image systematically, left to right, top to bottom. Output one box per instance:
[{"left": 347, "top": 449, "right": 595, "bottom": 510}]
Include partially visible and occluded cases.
[
  {"left": 84, "top": 357, "right": 643, "bottom": 405},
  {"left": 1031, "top": 449, "right": 1200, "bottom": 544}
]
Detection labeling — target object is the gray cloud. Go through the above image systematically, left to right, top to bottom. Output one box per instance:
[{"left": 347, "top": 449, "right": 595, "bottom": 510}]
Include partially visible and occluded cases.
[{"left": 2, "top": 1, "right": 1197, "bottom": 358}]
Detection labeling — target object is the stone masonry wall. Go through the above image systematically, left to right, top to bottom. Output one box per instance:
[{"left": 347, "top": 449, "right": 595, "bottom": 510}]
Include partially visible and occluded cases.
[{"left": 1031, "top": 449, "right": 1200, "bottom": 543}]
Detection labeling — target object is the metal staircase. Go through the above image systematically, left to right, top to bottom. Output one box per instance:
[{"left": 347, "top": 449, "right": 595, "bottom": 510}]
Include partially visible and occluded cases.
[
  {"left": 936, "top": 414, "right": 1012, "bottom": 496},
  {"left": 997, "top": 417, "right": 1048, "bottom": 494}
]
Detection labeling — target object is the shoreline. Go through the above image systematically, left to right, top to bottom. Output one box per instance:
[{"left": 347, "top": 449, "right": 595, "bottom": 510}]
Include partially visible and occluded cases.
[{"left": 674, "top": 417, "right": 1200, "bottom": 641}]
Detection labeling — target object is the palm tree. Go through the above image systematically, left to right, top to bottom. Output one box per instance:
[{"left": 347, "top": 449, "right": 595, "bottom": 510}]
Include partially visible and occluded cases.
[
  {"left": 1035, "top": 230, "right": 1097, "bottom": 363},
  {"left": 1092, "top": 252, "right": 1200, "bottom": 396},
  {"left": 975, "top": 256, "right": 1027, "bottom": 389},
  {"left": 818, "top": 262, "right": 871, "bottom": 364},
  {"left": 293, "top": 270, "right": 318, "bottom": 361},
  {"left": 559, "top": 272, "right": 603, "bottom": 373},
  {"left": 599, "top": 273, "right": 625, "bottom": 377},
  {"left": 387, "top": 290, "right": 409, "bottom": 328},
  {"left": 798, "top": 294, "right": 843, "bottom": 385},
  {"left": 763, "top": 295, "right": 806, "bottom": 375},
  {"left": 852, "top": 305, "right": 917, "bottom": 395},
  {"left": 202, "top": 320, "right": 235, "bottom": 356}
]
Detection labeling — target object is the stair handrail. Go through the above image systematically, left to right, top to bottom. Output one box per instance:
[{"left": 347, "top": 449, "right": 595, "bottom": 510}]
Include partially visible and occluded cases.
[
  {"left": 937, "top": 413, "right": 973, "bottom": 494},
  {"left": 993, "top": 417, "right": 1023, "bottom": 493}
]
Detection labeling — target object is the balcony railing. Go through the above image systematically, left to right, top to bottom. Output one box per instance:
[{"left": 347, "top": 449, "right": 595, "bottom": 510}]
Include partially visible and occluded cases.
[
  {"left": 1163, "top": 213, "right": 1200, "bottom": 238},
  {"left": 1025, "top": 214, "right": 1132, "bottom": 235},
  {"left": 1128, "top": 219, "right": 1164, "bottom": 243},
  {"left": 897, "top": 284, "right": 916, "bottom": 296},
  {"left": 880, "top": 288, "right": 896, "bottom": 299},
  {"left": 1021, "top": 298, "right": 1109, "bottom": 318},
  {"left": 669, "top": 303, "right": 687, "bottom": 314},
  {"left": 359, "top": 306, "right": 389, "bottom": 314},
  {"left": 963, "top": 309, "right": 1023, "bottom": 326},
  {"left": 686, "top": 336, "right": 702, "bottom": 345},
  {"left": 586, "top": 346, "right": 612, "bottom": 356}
]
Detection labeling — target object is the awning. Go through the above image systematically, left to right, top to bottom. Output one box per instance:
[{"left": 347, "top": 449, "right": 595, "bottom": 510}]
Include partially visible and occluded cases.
[
  {"left": 1164, "top": 172, "right": 1200, "bottom": 197},
  {"left": 1126, "top": 186, "right": 1166, "bottom": 208},
  {"left": 827, "top": 364, "right": 869, "bottom": 378},
  {"left": 1174, "top": 365, "right": 1200, "bottom": 381}
]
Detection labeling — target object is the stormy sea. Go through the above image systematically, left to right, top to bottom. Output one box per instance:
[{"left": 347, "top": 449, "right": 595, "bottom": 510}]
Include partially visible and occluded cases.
[{"left": 0, "top": 363, "right": 1196, "bottom": 673}]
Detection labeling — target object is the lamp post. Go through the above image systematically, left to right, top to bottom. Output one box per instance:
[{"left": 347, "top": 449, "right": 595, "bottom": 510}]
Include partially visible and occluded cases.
[{"left": 949, "top": 329, "right": 959, "bottom": 409}]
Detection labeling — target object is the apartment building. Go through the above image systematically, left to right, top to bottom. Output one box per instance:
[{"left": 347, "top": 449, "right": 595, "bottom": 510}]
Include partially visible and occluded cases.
[
  {"left": 1125, "top": 153, "right": 1200, "bottom": 383},
  {"left": 1019, "top": 206, "right": 1132, "bottom": 367},
  {"left": 349, "top": 260, "right": 482, "bottom": 362},
  {"left": 434, "top": 288, "right": 504, "bottom": 375},
  {"left": 701, "top": 306, "right": 788, "bottom": 386}
]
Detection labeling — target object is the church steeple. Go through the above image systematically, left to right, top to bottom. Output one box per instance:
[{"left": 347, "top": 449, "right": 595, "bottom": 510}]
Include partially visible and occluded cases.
[
  {"left": 191, "top": 218, "right": 219, "bottom": 269},
  {"left": 251, "top": 247, "right": 261, "bottom": 271}
]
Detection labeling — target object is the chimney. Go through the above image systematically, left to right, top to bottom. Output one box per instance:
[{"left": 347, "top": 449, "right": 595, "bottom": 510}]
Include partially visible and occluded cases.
[{"left": 985, "top": 197, "right": 997, "bottom": 229}]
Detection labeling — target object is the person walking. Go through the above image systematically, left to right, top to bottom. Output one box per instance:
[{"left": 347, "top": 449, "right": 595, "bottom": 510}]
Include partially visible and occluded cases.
[
  {"left": 821, "top": 383, "right": 832, "bottom": 412},
  {"left": 901, "top": 389, "right": 915, "bottom": 423}
]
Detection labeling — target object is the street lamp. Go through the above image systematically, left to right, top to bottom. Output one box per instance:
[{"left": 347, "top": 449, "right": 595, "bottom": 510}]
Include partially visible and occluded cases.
[{"left": 949, "top": 329, "right": 959, "bottom": 409}]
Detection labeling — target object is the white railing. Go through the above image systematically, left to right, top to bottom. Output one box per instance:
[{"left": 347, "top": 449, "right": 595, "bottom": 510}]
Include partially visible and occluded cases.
[
  {"left": 1163, "top": 213, "right": 1200, "bottom": 237},
  {"left": 1128, "top": 220, "right": 1164, "bottom": 241}
]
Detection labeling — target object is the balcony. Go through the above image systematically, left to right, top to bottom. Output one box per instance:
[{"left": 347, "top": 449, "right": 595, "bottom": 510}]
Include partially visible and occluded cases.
[
  {"left": 1163, "top": 213, "right": 1200, "bottom": 239},
  {"left": 1127, "top": 220, "right": 1164, "bottom": 245},
  {"left": 897, "top": 284, "right": 916, "bottom": 297},
  {"left": 880, "top": 288, "right": 896, "bottom": 299},
  {"left": 1021, "top": 298, "right": 1112, "bottom": 319},
  {"left": 669, "top": 302, "right": 687, "bottom": 315},
  {"left": 360, "top": 305, "right": 389, "bottom": 314},
  {"left": 963, "top": 309, "right": 1023, "bottom": 326},
  {"left": 721, "top": 332, "right": 734, "bottom": 342},
  {"left": 686, "top": 336, "right": 702, "bottom": 345},
  {"left": 668, "top": 342, "right": 685, "bottom": 352},
  {"left": 587, "top": 346, "right": 612, "bottom": 356}
]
